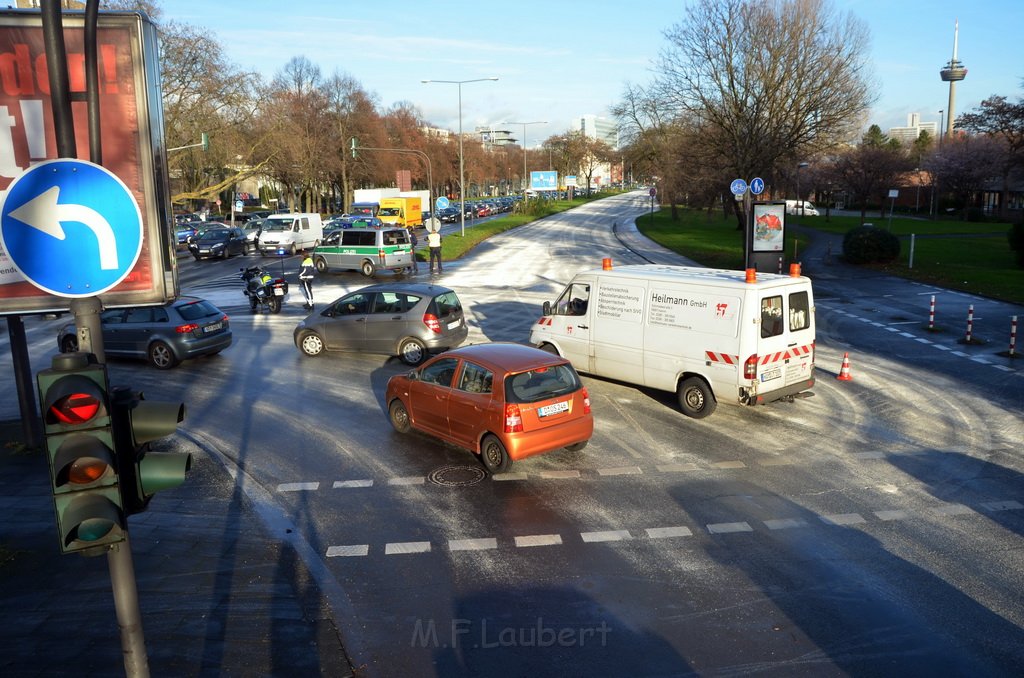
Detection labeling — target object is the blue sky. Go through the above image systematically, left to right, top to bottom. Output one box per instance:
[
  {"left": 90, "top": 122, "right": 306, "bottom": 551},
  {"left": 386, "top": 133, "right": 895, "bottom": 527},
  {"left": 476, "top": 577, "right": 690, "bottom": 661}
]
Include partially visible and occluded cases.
[{"left": 169, "top": 0, "right": 1022, "bottom": 146}]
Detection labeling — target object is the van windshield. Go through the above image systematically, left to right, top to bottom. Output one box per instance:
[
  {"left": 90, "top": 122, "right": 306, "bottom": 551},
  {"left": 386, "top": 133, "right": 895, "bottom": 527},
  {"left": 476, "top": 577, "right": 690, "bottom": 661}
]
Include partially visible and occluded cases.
[{"left": 262, "top": 219, "right": 293, "bottom": 232}]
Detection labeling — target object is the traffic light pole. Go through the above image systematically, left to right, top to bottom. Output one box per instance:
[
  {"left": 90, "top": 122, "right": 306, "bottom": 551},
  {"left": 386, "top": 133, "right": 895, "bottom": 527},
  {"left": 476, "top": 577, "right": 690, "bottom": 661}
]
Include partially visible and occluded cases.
[{"left": 42, "top": 3, "right": 151, "bottom": 675}]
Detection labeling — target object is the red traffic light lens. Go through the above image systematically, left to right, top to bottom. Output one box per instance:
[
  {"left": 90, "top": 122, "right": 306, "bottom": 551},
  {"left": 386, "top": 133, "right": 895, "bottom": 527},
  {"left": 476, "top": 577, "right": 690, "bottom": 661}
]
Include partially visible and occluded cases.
[{"left": 47, "top": 393, "right": 101, "bottom": 425}]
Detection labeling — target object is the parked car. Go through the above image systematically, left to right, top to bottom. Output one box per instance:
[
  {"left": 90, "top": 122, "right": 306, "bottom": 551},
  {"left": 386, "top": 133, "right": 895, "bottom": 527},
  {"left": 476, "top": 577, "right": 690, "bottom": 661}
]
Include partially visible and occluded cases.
[
  {"left": 436, "top": 207, "right": 460, "bottom": 223},
  {"left": 242, "top": 218, "right": 265, "bottom": 254},
  {"left": 175, "top": 221, "right": 201, "bottom": 245},
  {"left": 187, "top": 225, "right": 246, "bottom": 260},
  {"left": 293, "top": 282, "right": 468, "bottom": 364},
  {"left": 57, "top": 297, "right": 232, "bottom": 369},
  {"left": 385, "top": 342, "right": 593, "bottom": 473}
]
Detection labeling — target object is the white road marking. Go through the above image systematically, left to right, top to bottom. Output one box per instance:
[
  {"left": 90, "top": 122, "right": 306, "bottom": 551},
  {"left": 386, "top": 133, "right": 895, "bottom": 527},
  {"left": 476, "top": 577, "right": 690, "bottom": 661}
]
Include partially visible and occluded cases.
[
  {"left": 853, "top": 451, "right": 886, "bottom": 460},
  {"left": 711, "top": 461, "right": 747, "bottom": 469},
  {"left": 657, "top": 463, "right": 700, "bottom": 473},
  {"left": 596, "top": 466, "right": 642, "bottom": 476},
  {"left": 539, "top": 470, "right": 581, "bottom": 479},
  {"left": 492, "top": 472, "right": 528, "bottom": 481},
  {"left": 388, "top": 476, "right": 426, "bottom": 486},
  {"left": 333, "top": 479, "right": 373, "bottom": 488},
  {"left": 278, "top": 482, "right": 319, "bottom": 492},
  {"left": 933, "top": 503, "right": 975, "bottom": 516},
  {"left": 874, "top": 510, "right": 909, "bottom": 521},
  {"left": 820, "top": 513, "right": 866, "bottom": 526},
  {"left": 764, "top": 518, "right": 808, "bottom": 530},
  {"left": 707, "top": 522, "right": 753, "bottom": 534},
  {"left": 645, "top": 526, "right": 693, "bottom": 539},
  {"left": 581, "top": 530, "right": 632, "bottom": 543},
  {"left": 514, "top": 534, "right": 562, "bottom": 547},
  {"left": 448, "top": 538, "right": 499, "bottom": 551},
  {"left": 385, "top": 541, "right": 431, "bottom": 555},
  {"left": 326, "top": 545, "right": 369, "bottom": 557}
]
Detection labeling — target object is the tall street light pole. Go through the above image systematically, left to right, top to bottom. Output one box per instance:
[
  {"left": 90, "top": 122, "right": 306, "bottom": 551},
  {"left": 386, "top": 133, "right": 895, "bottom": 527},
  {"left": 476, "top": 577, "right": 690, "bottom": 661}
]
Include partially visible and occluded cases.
[
  {"left": 422, "top": 77, "right": 498, "bottom": 237},
  {"left": 503, "top": 121, "right": 547, "bottom": 193},
  {"left": 796, "top": 161, "right": 809, "bottom": 220}
]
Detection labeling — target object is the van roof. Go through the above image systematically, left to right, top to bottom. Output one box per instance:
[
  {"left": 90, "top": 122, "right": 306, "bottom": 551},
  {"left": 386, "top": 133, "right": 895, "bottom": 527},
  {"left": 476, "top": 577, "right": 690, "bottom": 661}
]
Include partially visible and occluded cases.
[{"left": 580, "top": 264, "right": 810, "bottom": 289}]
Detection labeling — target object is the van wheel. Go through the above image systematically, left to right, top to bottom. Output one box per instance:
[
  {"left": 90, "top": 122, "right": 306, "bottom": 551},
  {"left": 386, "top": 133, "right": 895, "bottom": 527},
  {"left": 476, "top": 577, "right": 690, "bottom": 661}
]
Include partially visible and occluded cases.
[
  {"left": 290, "top": 243, "right": 297, "bottom": 256},
  {"left": 360, "top": 260, "right": 376, "bottom": 277},
  {"left": 399, "top": 338, "right": 426, "bottom": 365},
  {"left": 539, "top": 343, "right": 560, "bottom": 356},
  {"left": 678, "top": 377, "right": 717, "bottom": 418},
  {"left": 389, "top": 399, "right": 411, "bottom": 433},
  {"left": 480, "top": 435, "right": 511, "bottom": 474}
]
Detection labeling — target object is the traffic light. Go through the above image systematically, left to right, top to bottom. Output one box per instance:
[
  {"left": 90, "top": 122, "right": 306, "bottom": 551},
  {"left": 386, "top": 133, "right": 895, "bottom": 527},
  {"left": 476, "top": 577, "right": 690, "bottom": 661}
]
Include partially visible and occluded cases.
[
  {"left": 201, "top": 132, "right": 209, "bottom": 152},
  {"left": 350, "top": 136, "right": 357, "bottom": 158},
  {"left": 37, "top": 352, "right": 125, "bottom": 554},
  {"left": 110, "top": 387, "right": 191, "bottom": 516}
]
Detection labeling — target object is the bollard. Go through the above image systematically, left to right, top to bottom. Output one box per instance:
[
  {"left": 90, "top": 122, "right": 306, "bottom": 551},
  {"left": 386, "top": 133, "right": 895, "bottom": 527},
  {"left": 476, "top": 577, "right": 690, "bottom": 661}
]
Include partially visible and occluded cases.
[
  {"left": 928, "top": 295, "right": 936, "bottom": 331},
  {"left": 965, "top": 304, "right": 974, "bottom": 343},
  {"left": 1011, "top": 316, "right": 1018, "bottom": 356}
]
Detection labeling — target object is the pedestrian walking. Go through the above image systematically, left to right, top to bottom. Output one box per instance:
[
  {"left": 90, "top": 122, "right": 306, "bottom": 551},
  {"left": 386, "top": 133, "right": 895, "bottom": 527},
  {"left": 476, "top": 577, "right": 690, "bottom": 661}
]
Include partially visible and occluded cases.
[
  {"left": 409, "top": 228, "right": 419, "bottom": 273},
  {"left": 427, "top": 229, "right": 442, "bottom": 274},
  {"left": 299, "top": 250, "right": 315, "bottom": 309}
]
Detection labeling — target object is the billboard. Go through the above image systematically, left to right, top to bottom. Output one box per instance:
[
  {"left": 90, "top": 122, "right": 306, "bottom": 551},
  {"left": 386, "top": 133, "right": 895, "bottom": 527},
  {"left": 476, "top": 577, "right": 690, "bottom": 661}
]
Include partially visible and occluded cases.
[
  {"left": 0, "top": 10, "right": 176, "bottom": 316},
  {"left": 529, "top": 170, "right": 557, "bottom": 191},
  {"left": 751, "top": 202, "right": 786, "bottom": 252}
]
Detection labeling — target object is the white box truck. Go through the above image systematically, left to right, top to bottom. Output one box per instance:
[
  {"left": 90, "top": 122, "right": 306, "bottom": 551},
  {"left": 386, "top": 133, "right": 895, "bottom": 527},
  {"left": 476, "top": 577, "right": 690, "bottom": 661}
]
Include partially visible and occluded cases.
[{"left": 529, "top": 262, "right": 815, "bottom": 418}]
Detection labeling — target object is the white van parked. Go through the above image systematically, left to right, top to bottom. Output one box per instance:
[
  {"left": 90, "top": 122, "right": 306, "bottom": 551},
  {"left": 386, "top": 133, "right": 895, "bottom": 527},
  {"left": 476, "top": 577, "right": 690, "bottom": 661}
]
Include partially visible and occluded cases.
[
  {"left": 785, "top": 200, "right": 819, "bottom": 216},
  {"left": 258, "top": 212, "right": 324, "bottom": 256},
  {"left": 529, "top": 262, "right": 815, "bottom": 418}
]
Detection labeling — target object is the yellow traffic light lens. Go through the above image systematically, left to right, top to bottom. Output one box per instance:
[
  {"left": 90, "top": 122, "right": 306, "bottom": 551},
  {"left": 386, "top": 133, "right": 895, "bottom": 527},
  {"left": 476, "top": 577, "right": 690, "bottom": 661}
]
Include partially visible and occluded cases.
[
  {"left": 48, "top": 393, "right": 101, "bottom": 425},
  {"left": 67, "top": 457, "right": 110, "bottom": 485}
]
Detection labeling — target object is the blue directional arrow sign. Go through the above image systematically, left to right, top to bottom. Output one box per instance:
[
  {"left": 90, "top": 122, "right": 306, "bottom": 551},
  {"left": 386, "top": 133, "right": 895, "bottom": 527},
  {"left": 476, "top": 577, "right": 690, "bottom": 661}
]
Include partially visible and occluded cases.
[
  {"left": 0, "top": 159, "right": 143, "bottom": 298},
  {"left": 750, "top": 177, "right": 765, "bottom": 195},
  {"left": 730, "top": 178, "right": 747, "bottom": 196},
  {"left": 435, "top": 196, "right": 450, "bottom": 210}
]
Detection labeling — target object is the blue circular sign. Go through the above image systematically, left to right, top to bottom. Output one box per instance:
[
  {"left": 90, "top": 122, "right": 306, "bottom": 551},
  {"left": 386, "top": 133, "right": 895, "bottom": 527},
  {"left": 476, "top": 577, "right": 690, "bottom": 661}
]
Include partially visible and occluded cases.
[
  {"left": 0, "top": 159, "right": 142, "bottom": 298},
  {"left": 750, "top": 177, "right": 765, "bottom": 195},
  {"left": 730, "top": 178, "right": 747, "bottom": 196},
  {"left": 436, "top": 196, "right": 450, "bottom": 210}
]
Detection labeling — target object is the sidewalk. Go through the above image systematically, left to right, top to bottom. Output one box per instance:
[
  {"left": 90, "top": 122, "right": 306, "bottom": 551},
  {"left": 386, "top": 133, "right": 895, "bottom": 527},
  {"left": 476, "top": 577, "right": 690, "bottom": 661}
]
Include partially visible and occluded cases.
[{"left": 0, "top": 420, "right": 354, "bottom": 677}]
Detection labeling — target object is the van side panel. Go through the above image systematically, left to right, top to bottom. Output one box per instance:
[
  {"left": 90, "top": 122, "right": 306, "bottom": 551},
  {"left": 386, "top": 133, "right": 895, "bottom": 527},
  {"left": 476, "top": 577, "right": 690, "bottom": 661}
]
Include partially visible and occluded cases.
[
  {"left": 591, "top": 278, "right": 647, "bottom": 382},
  {"left": 643, "top": 286, "right": 744, "bottom": 394}
]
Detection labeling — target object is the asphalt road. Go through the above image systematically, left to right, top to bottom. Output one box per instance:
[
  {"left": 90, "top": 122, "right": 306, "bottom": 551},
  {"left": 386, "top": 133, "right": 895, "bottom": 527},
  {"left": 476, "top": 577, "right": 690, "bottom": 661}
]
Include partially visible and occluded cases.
[{"left": 4, "top": 191, "right": 1023, "bottom": 676}]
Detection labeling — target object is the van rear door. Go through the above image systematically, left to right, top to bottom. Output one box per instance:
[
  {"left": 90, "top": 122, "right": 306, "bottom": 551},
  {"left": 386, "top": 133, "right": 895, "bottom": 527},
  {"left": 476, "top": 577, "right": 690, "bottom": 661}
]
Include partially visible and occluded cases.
[{"left": 756, "top": 287, "right": 814, "bottom": 392}]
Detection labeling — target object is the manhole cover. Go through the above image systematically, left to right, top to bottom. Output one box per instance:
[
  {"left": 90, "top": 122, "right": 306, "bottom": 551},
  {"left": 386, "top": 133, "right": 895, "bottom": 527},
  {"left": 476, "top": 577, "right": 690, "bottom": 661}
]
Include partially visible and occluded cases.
[{"left": 427, "top": 465, "right": 487, "bottom": 487}]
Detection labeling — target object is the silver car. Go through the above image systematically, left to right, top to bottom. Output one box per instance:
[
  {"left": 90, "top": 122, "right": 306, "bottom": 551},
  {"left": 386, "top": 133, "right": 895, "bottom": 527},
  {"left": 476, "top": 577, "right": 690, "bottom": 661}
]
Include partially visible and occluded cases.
[
  {"left": 293, "top": 282, "right": 468, "bottom": 364},
  {"left": 57, "top": 297, "right": 232, "bottom": 369}
]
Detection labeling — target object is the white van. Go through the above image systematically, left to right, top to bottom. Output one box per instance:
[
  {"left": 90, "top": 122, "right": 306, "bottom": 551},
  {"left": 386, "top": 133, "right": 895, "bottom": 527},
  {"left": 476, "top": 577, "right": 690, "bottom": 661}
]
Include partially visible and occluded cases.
[
  {"left": 785, "top": 200, "right": 819, "bottom": 216},
  {"left": 258, "top": 213, "right": 324, "bottom": 256},
  {"left": 529, "top": 263, "right": 815, "bottom": 418}
]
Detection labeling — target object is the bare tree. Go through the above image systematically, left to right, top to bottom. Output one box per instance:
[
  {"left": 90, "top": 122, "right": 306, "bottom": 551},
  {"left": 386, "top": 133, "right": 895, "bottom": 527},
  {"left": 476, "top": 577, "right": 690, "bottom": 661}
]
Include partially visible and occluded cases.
[
  {"left": 653, "top": 0, "right": 874, "bottom": 227},
  {"left": 957, "top": 93, "right": 1024, "bottom": 220},
  {"left": 828, "top": 126, "right": 911, "bottom": 222},
  {"left": 924, "top": 134, "right": 1006, "bottom": 220}
]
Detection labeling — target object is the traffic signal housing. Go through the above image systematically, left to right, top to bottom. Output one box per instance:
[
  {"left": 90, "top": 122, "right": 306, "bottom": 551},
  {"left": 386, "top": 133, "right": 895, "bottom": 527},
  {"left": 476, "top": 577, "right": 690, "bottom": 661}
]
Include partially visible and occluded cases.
[
  {"left": 37, "top": 352, "right": 125, "bottom": 554},
  {"left": 111, "top": 388, "right": 191, "bottom": 516}
]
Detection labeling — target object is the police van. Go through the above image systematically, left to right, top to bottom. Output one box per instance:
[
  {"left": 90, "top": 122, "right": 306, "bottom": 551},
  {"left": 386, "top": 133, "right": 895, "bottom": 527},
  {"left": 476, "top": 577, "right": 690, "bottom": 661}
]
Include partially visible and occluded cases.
[
  {"left": 312, "top": 225, "right": 414, "bottom": 277},
  {"left": 529, "top": 262, "right": 815, "bottom": 418}
]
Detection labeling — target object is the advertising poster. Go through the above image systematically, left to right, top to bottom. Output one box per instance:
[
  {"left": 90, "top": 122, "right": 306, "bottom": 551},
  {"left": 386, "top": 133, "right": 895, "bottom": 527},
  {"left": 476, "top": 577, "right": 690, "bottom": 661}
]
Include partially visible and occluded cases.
[
  {"left": 0, "top": 12, "right": 173, "bottom": 316},
  {"left": 751, "top": 202, "right": 786, "bottom": 252}
]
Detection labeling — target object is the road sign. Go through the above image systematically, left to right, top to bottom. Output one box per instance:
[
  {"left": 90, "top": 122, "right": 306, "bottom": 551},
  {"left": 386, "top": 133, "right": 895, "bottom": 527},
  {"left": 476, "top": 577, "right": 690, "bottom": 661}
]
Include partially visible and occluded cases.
[
  {"left": 0, "top": 159, "right": 143, "bottom": 298},
  {"left": 750, "top": 177, "right": 765, "bottom": 195},
  {"left": 730, "top": 179, "right": 748, "bottom": 196},
  {"left": 649, "top": 187, "right": 657, "bottom": 197},
  {"left": 436, "top": 196, "right": 450, "bottom": 210},
  {"left": 234, "top": 200, "right": 244, "bottom": 212}
]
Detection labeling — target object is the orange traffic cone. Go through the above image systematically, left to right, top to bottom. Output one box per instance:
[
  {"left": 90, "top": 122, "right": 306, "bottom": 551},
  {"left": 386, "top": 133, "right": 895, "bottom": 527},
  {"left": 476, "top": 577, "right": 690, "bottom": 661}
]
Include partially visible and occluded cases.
[{"left": 836, "top": 352, "right": 853, "bottom": 381}]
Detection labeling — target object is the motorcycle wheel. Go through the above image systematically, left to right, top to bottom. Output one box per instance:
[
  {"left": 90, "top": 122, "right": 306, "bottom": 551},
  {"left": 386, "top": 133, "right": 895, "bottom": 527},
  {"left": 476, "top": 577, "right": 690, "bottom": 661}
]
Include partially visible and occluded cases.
[{"left": 268, "top": 295, "right": 282, "bottom": 313}]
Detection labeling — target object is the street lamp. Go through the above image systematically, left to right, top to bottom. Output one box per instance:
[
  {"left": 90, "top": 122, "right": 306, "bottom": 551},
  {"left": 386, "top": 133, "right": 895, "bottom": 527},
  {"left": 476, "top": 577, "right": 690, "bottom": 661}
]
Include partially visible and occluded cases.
[
  {"left": 421, "top": 77, "right": 499, "bottom": 237},
  {"left": 938, "top": 109, "right": 944, "bottom": 144},
  {"left": 503, "top": 120, "right": 547, "bottom": 193},
  {"left": 796, "top": 161, "right": 809, "bottom": 220}
]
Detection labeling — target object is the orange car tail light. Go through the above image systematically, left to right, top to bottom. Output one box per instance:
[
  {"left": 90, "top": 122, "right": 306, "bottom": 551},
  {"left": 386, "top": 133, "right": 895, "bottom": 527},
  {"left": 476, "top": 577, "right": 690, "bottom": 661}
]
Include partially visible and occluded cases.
[
  {"left": 422, "top": 313, "right": 441, "bottom": 333},
  {"left": 176, "top": 323, "right": 199, "bottom": 334},
  {"left": 582, "top": 387, "right": 591, "bottom": 414},
  {"left": 504, "top": 403, "right": 523, "bottom": 433}
]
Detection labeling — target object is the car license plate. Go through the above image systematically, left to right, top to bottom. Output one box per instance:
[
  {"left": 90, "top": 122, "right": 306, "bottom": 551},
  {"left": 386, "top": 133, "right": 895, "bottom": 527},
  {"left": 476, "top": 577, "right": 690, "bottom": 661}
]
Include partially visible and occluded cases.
[
  {"left": 274, "top": 287, "right": 284, "bottom": 296},
  {"left": 447, "top": 319, "right": 462, "bottom": 330},
  {"left": 203, "top": 321, "right": 223, "bottom": 333},
  {"left": 760, "top": 367, "right": 781, "bottom": 382},
  {"left": 538, "top": 401, "right": 570, "bottom": 417}
]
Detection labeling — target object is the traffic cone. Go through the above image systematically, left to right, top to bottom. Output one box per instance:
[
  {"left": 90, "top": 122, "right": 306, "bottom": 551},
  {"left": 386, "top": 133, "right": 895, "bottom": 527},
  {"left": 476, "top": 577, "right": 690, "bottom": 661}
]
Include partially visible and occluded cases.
[{"left": 836, "top": 352, "right": 853, "bottom": 381}]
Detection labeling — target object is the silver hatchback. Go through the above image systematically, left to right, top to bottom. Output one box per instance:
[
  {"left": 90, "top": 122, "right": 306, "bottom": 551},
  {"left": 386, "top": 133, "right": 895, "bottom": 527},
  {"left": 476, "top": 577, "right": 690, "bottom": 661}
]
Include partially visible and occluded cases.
[{"left": 293, "top": 282, "right": 469, "bottom": 364}]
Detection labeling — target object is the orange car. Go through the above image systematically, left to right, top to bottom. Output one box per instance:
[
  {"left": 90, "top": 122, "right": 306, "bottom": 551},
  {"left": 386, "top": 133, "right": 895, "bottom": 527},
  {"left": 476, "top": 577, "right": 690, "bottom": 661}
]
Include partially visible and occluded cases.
[{"left": 385, "top": 343, "right": 593, "bottom": 473}]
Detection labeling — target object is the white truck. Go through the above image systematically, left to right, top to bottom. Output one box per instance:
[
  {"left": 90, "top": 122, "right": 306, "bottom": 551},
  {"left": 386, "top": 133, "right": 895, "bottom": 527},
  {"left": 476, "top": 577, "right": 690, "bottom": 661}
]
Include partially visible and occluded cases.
[
  {"left": 257, "top": 212, "right": 324, "bottom": 256},
  {"left": 529, "top": 262, "right": 816, "bottom": 418}
]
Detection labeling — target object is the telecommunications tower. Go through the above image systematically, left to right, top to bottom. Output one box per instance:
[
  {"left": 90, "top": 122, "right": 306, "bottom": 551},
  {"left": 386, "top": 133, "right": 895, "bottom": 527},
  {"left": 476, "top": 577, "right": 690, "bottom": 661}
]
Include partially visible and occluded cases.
[{"left": 939, "top": 20, "right": 967, "bottom": 139}]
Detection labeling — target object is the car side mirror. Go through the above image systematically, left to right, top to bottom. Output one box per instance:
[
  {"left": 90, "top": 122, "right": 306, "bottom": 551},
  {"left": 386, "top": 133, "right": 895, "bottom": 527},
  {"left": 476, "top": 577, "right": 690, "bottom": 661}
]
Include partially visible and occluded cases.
[
  {"left": 542, "top": 301, "right": 552, "bottom": 316},
  {"left": 407, "top": 370, "right": 418, "bottom": 380}
]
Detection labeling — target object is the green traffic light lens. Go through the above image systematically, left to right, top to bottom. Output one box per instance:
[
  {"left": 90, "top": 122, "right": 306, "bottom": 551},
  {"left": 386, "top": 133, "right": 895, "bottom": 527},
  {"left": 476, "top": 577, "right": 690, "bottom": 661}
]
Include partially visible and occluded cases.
[{"left": 74, "top": 517, "right": 117, "bottom": 543}]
